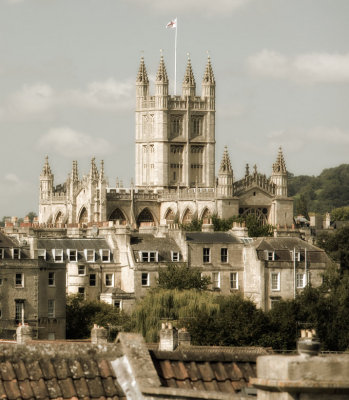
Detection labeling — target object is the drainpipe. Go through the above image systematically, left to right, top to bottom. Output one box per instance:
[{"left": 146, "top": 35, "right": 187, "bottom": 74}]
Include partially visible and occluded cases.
[
  {"left": 293, "top": 248, "right": 296, "bottom": 299},
  {"left": 305, "top": 248, "right": 308, "bottom": 287}
]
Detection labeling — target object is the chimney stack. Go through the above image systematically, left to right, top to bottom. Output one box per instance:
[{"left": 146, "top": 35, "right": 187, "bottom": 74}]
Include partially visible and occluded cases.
[
  {"left": 159, "top": 322, "right": 178, "bottom": 351},
  {"left": 16, "top": 324, "right": 34, "bottom": 344},
  {"left": 91, "top": 324, "right": 108, "bottom": 345},
  {"left": 178, "top": 328, "right": 191, "bottom": 347}
]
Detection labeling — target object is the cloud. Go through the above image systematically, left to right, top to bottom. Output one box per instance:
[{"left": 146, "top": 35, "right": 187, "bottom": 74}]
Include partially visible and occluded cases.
[
  {"left": 126, "top": 0, "right": 251, "bottom": 16},
  {"left": 247, "top": 50, "right": 349, "bottom": 83},
  {"left": 0, "top": 78, "right": 133, "bottom": 121},
  {"left": 67, "top": 78, "right": 134, "bottom": 110},
  {"left": 37, "top": 127, "right": 113, "bottom": 158},
  {"left": 4, "top": 173, "right": 21, "bottom": 184}
]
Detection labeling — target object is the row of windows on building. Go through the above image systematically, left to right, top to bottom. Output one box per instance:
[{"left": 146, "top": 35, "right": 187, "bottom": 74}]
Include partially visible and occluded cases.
[
  {"left": 170, "top": 116, "right": 203, "bottom": 137},
  {"left": 0, "top": 248, "right": 21, "bottom": 259},
  {"left": 202, "top": 248, "right": 228, "bottom": 263},
  {"left": 38, "top": 249, "right": 112, "bottom": 263},
  {"left": 265, "top": 250, "right": 305, "bottom": 261},
  {"left": 137, "top": 251, "right": 180, "bottom": 263},
  {"left": 270, "top": 271, "right": 309, "bottom": 291},
  {"left": 0, "top": 300, "right": 57, "bottom": 322}
]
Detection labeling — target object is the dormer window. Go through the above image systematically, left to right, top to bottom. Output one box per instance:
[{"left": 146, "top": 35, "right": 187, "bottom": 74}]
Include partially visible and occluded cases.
[
  {"left": 12, "top": 248, "right": 21, "bottom": 260},
  {"left": 38, "top": 249, "right": 46, "bottom": 260},
  {"left": 52, "top": 249, "right": 63, "bottom": 262},
  {"left": 68, "top": 249, "right": 78, "bottom": 262},
  {"left": 85, "top": 249, "right": 95, "bottom": 262},
  {"left": 100, "top": 249, "right": 111, "bottom": 262},
  {"left": 139, "top": 251, "right": 158, "bottom": 262},
  {"left": 171, "top": 251, "right": 179, "bottom": 262},
  {"left": 266, "top": 251, "right": 275, "bottom": 261},
  {"left": 291, "top": 251, "right": 301, "bottom": 262}
]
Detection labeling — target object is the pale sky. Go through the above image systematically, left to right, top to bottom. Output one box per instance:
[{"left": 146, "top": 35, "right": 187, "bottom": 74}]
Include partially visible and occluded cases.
[{"left": 1, "top": 0, "right": 348, "bottom": 216}]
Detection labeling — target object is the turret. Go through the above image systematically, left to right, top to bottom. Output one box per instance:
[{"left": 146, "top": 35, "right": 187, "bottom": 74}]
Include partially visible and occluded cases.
[
  {"left": 155, "top": 54, "right": 169, "bottom": 109},
  {"left": 202, "top": 55, "right": 215, "bottom": 109},
  {"left": 136, "top": 56, "right": 149, "bottom": 109},
  {"left": 182, "top": 56, "right": 196, "bottom": 97},
  {"left": 217, "top": 146, "right": 233, "bottom": 197},
  {"left": 271, "top": 147, "right": 288, "bottom": 196},
  {"left": 39, "top": 156, "right": 53, "bottom": 200},
  {"left": 89, "top": 157, "right": 99, "bottom": 182}
]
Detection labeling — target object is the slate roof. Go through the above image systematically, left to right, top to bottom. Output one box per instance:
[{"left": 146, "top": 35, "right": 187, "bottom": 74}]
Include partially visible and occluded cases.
[
  {"left": 0, "top": 232, "right": 19, "bottom": 249},
  {"left": 186, "top": 232, "right": 241, "bottom": 244},
  {"left": 131, "top": 234, "right": 181, "bottom": 262},
  {"left": 254, "top": 237, "right": 330, "bottom": 263},
  {"left": 37, "top": 238, "right": 111, "bottom": 251},
  {"left": 0, "top": 342, "right": 126, "bottom": 400},
  {"left": 149, "top": 346, "right": 268, "bottom": 396}
]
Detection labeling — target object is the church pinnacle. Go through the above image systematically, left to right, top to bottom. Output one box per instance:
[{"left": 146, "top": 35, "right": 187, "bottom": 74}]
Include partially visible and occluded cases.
[
  {"left": 156, "top": 54, "right": 168, "bottom": 83},
  {"left": 182, "top": 55, "right": 196, "bottom": 97},
  {"left": 203, "top": 55, "right": 215, "bottom": 84},
  {"left": 136, "top": 56, "right": 149, "bottom": 83},
  {"left": 219, "top": 146, "right": 233, "bottom": 173},
  {"left": 272, "top": 147, "right": 287, "bottom": 174},
  {"left": 41, "top": 156, "right": 52, "bottom": 177},
  {"left": 89, "top": 157, "right": 99, "bottom": 181},
  {"left": 71, "top": 160, "right": 78, "bottom": 182}
]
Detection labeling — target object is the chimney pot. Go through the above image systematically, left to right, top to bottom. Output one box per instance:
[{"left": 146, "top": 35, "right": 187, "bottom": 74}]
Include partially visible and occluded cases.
[{"left": 91, "top": 325, "right": 108, "bottom": 345}]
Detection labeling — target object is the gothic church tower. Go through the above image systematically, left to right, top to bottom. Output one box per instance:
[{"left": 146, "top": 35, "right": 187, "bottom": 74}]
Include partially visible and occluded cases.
[{"left": 135, "top": 55, "right": 216, "bottom": 189}]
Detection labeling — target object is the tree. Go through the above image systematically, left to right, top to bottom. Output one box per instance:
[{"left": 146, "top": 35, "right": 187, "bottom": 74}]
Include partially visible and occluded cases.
[
  {"left": 331, "top": 206, "right": 349, "bottom": 221},
  {"left": 26, "top": 211, "right": 37, "bottom": 222},
  {"left": 180, "top": 218, "right": 202, "bottom": 231},
  {"left": 316, "top": 226, "right": 349, "bottom": 270},
  {"left": 158, "top": 264, "right": 211, "bottom": 290},
  {"left": 66, "top": 295, "right": 131, "bottom": 339}
]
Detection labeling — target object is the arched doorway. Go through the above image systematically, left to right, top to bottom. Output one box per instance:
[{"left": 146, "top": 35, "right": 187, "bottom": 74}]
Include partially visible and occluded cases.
[
  {"left": 78, "top": 207, "right": 88, "bottom": 224},
  {"left": 109, "top": 208, "right": 127, "bottom": 225},
  {"left": 137, "top": 208, "right": 155, "bottom": 227}
]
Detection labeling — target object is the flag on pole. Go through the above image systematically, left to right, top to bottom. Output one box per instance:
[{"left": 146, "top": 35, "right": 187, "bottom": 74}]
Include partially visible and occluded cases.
[{"left": 166, "top": 18, "right": 177, "bottom": 29}]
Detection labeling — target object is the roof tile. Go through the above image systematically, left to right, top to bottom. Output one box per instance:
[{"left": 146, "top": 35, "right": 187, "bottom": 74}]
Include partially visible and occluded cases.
[
  {"left": 53, "top": 359, "right": 71, "bottom": 380},
  {"left": 12, "top": 360, "right": 29, "bottom": 381},
  {"left": 39, "top": 360, "right": 56, "bottom": 380},
  {"left": 68, "top": 360, "right": 84, "bottom": 379},
  {"left": 81, "top": 360, "right": 99, "bottom": 379},
  {"left": 98, "top": 360, "right": 115, "bottom": 379},
  {"left": 158, "top": 360, "right": 174, "bottom": 380},
  {"left": 26, "top": 361, "right": 44, "bottom": 381},
  {"left": 170, "top": 361, "right": 189, "bottom": 381},
  {"left": 185, "top": 361, "right": 201, "bottom": 382},
  {"left": 0, "top": 362, "right": 16, "bottom": 381},
  {"left": 197, "top": 362, "right": 215, "bottom": 382},
  {"left": 210, "top": 362, "right": 228, "bottom": 382},
  {"left": 236, "top": 362, "right": 256, "bottom": 379},
  {"left": 226, "top": 363, "right": 244, "bottom": 380},
  {"left": 73, "top": 377, "right": 89, "bottom": 398},
  {"left": 86, "top": 377, "right": 105, "bottom": 398},
  {"left": 101, "top": 377, "right": 118, "bottom": 397},
  {"left": 30, "top": 378, "right": 49, "bottom": 400},
  {"left": 45, "top": 378, "right": 63, "bottom": 399},
  {"left": 58, "top": 378, "right": 77, "bottom": 398},
  {"left": 0, "top": 379, "right": 6, "bottom": 399},
  {"left": 3, "top": 379, "right": 22, "bottom": 400},
  {"left": 18, "top": 379, "right": 34, "bottom": 399},
  {"left": 175, "top": 379, "right": 193, "bottom": 390},
  {"left": 203, "top": 379, "right": 220, "bottom": 392},
  {"left": 191, "top": 380, "right": 206, "bottom": 391},
  {"left": 216, "top": 380, "right": 236, "bottom": 394}
]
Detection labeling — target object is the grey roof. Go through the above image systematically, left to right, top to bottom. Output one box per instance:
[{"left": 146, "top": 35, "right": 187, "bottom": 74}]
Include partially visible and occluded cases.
[
  {"left": 0, "top": 231, "right": 19, "bottom": 248},
  {"left": 186, "top": 232, "right": 241, "bottom": 244},
  {"left": 131, "top": 234, "right": 181, "bottom": 263},
  {"left": 37, "top": 238, "right": 110, "bottom": 251}
]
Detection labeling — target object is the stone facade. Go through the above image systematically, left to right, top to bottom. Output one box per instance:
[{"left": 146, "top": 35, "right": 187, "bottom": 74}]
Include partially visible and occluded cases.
[{"left": 38, "top": 56, "right": 293, "bottom": 229}]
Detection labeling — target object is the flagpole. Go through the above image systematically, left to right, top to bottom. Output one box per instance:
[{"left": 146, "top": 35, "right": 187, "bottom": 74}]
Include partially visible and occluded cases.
[{"left": 174, "top": 18, "right": 177, "bottom": 95}]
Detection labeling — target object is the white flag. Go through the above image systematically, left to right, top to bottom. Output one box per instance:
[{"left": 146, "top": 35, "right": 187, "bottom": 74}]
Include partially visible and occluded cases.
[{"left": 166, "top": 18, "right": 177, "bottom": 29}]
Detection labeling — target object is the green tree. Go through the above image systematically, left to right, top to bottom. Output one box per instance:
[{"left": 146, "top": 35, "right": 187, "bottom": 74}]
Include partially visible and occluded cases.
[
  {"left": 331, "top": 206, "right": 349, "bottom": 221},
  {"left": 26, "top": 211, "right": 37, "bottom": 222},
  {"left": 180, "top": 218, "right": 202, "bottom": 231},
  {"left": 316, "top": 226, "right": 349, "bottom": 270},
  {"left": 158, "top": 264, "right": 211, "bottom": 290},
  {"left": 66, "top": 295, "right": 131, "bottom": 339}
]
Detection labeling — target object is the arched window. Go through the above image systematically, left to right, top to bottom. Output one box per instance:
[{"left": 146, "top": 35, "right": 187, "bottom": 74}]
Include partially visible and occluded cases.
[
  {"left": 79, "top": 207, "right": 88, "bottom": 224},
  {"left": 239, "top": 207, "right": 268, "bottom": 225},
  {"left": 109, "top": 208, "right": 127, "bottom": 225},
  {"left": 137, "top": 208, "right": 155, "bottom": 227},
  {"left": 201, "top": 208, "right": 211, "bottom": 224},
  {"left": 165, "top": 209, "right": 175, "bottom": 224},
  {"left": 182, "top": 209, "right": 193, "bottom": 224}
]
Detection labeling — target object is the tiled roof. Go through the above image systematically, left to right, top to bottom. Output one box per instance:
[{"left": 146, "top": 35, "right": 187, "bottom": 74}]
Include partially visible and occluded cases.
[
  {"left": 0, "top": 232, "right": 18, "bottom": 249},
  {"left": 186, "top": 232, "right": 241, "bottom": 244},
  {"left": 131, "top": 234, "right": 181, "bottom": 262},
  {"left": 37, "top": 238, "right": 111, "bottom": 251},
  {"left": 0, "top": 342, "right": 126, "bottom": 400},
  {"left": 149, "top": 346, "right": 267, "bottom": 396}
]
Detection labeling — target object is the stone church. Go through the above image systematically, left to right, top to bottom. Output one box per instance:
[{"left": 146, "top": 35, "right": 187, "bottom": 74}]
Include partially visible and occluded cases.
[{"left": 38, "top": 56, "right": 293, "bottom": 228}]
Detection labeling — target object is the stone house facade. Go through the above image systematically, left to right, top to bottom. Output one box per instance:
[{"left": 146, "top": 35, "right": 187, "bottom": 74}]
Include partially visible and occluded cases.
[{"left": 0, "top": 232, "right": 65, "bottom": 339}]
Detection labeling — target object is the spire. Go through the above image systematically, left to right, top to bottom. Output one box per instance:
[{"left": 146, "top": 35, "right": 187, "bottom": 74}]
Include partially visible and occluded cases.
[
  {"left": 156, "top": 55, "right": 168, "bottom": 83},
  {"left": 183, "top": 55, "right": 196, "bottom": 87},
  {"left": 202, "top": 55, "right": 215, "bottom": 85},
  {"left": 136, "top": 56, "right": 149, "bottom": 84},
  {"left": 219, "top": 146, "right": 232, "bottom": 173},
  {"left": 272, "top": 147, "right": 287, "bottom": 174},
  {"left": 41, "top": 156, "right": 52, "bottom": 177},
  {"left": 89, "top": 157, "right": 99, "bottom": 180},
  {"left": 71, "top": 160, "right": 78, "bottom": 182},
  {"left": 100, "top": 160, "right": 105, "bottom": 181},
  {"left": 245, "top": 163, "right": 250, "bottom": 177}
]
